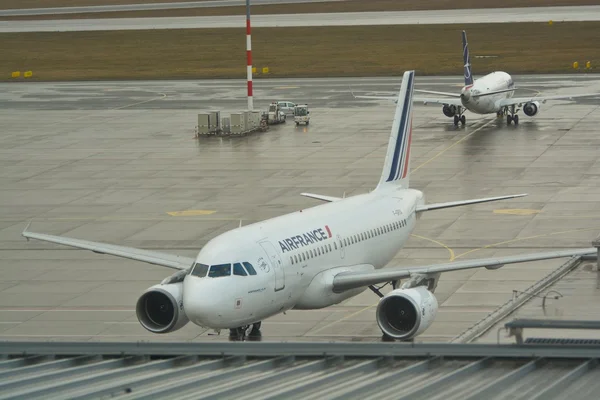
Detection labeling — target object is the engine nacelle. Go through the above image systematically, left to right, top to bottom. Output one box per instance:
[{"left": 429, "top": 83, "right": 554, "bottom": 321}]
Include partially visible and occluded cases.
[
  {"left": 523, "top": 101, "right": 540, "bottom": 117},
  {"left": 442, "top": 104, "right": 457, "bottom": 118},
  {"left": 136, "top": 282, "right": 189, "bottom": 334},
  {"left": 376, "top": 286, "right": 438, "bottom": 340}
]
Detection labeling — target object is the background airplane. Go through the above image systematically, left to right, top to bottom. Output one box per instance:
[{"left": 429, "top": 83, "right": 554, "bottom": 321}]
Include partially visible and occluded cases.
[
  {"left": 355, "top": 31, "right": 599, "bottom": 127},
  {"left": 23, "top": 71, "right": 596, "bottom": 341}
]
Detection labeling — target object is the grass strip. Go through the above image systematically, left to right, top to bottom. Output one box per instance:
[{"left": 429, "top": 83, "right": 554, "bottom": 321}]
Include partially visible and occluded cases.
[
  {"left": 0, "top": 0, "right": 207, "bottom": 10},
  {"left": 1, "top": 22, "right": 598, "bottom": 81}
]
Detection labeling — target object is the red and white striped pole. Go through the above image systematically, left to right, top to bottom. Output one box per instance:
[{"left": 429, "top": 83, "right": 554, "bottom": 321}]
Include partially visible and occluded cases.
[{"left": 246, "top": 0, "right": 253, "bottom": 111}]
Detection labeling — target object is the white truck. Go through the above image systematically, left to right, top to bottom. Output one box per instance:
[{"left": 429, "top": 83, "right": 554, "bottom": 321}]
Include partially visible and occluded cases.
[
  {"left": 265, "top": 102, "right": 287, "bottom": 125},
  {"left": 293, "top": 104, "right": 310, "bottom": 125}
]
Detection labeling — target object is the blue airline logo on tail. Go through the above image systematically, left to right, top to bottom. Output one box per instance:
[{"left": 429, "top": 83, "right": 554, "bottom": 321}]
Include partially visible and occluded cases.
[
  {"left": 462, "top": 30, "right": 473, "bottom": 86},
  {"left": 385, "top": 71, "right": 414, "bottom": 182}
]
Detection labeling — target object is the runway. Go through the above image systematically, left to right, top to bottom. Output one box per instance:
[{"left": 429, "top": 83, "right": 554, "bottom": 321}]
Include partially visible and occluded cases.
[
  {"left": 0, "top": 0, "right": 344, "bottom": 17},
  {"left": 1, "top": 5, "right": 599, "bottom": 32},
  {"left": 1, "top": 74, "right": 600, "bottom": 343}
]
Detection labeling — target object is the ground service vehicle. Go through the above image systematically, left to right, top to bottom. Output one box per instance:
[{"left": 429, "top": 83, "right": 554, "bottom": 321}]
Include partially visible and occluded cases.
[
  {"left": 277, "top": 101, "right": 296, "bottom": 114},
  {"left": 266, "top": 102, "right": 287, "bottom": 124},
  {"left": 294, "top": 104, "right": 310, "bottom": 125}
]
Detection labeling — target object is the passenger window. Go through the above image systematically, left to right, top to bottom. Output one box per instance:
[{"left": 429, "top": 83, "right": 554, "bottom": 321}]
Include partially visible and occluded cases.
[
  {"left": 334, "top": 242, "right": 338, "bottom": 250},
  {"left": 329, "top": 244, "right": 332, "bottom": 251},
  {"left": 290, "top": 257, "right": 294, "bottom": 265},
  {"left": 243, "top": 262, "right": 257, "bottom": 275},
  {"left": 190, "top": 263, "right": 209, "bottom": 278},
  {"left": 208, "top": 263, "right": 231, "bottom": 278},
  {"left": 233, "top": 263, "right": 248, "bottom": 276}
]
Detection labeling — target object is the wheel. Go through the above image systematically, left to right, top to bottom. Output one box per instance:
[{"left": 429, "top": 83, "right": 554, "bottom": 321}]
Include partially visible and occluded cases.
[
  {"left": 453, "top": 115, "right": 459, "bottom": 126},
  {"left": 460, "top": 115, "right": 466, "bottom": 125},
  {"left": 507, "top": 115, "right": 513, "bottom": 125},
  {"left": 513, "top": 115, "right": 519, "bottom": 125},
  {"left": 306, "top": 121, "right": 309, "bottom": 125},
  {"left": 295, "top": 122, "right": 299, "bottom": 126},
  {"left": 250, "top": 321, "right": 262, "bottom": 336},
  {"left": 229, "top": 327, "right": 245, "bottom": 340}
]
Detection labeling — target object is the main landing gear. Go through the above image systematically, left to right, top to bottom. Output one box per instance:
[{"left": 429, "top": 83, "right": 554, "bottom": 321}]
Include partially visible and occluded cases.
[
  {"left": 503, "top": 105, "right": 519, "bottom": 125},
  {"left": 229, "top": 321, "right": 262, "bottom": 341}
]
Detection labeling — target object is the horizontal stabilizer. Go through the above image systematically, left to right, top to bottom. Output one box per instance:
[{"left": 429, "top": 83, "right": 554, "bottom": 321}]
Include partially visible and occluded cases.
[
  {"left": 300, "top": 193, "right": 341, "bottom": 202},
  {"left": 416, "top": 193, "right": 527, "bottom": 212}
]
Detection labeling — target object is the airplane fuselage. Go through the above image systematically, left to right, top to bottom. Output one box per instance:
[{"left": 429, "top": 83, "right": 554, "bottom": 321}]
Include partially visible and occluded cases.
[
  {"left": 460, "top": 71, "right": 515, "bottom": 114},
  {"left": 183, "top": 186, "right": 424, "bottom": 329}
]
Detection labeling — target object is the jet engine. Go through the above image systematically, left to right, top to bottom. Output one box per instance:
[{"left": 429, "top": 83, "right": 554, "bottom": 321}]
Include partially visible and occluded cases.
[
  {"left": 523, "top": 101, "right": 540, "bottom": 117},
  {"left": 442, "top": 104, "right": 457, "bottom": 117},
  {"left": 136, "top": 282, "right": 189, "bottom": 334},
  {"left": 376, "top": 286, "right": 438, "bottom": 340}
]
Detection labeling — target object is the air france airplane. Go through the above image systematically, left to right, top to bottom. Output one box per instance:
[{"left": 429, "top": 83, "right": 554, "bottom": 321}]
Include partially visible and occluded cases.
[
  {"left": 355, "top": 31, "right": 599, "bottom": 127},
  {"left": 23, "top": 71, "right": 596, "bottom": 341}
]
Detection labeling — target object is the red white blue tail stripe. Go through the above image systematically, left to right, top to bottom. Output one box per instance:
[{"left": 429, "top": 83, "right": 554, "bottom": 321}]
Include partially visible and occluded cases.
[{"left": 379, "top": 70, "right": 415, "bottom": 187}]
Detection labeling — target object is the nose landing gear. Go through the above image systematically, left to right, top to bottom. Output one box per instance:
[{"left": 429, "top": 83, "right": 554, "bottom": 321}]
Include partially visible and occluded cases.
[
  {"left": 453, "top": 108, "right": 466, "bottom": 127},
  {"left": 229, "top": 321, "right": 262, "bottom": 341}
]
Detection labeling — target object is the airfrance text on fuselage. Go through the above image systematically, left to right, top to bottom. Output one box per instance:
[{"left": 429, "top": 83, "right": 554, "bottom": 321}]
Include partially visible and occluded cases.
[{"left": 279, "top": 225, "right": 332, "bottom": 253}]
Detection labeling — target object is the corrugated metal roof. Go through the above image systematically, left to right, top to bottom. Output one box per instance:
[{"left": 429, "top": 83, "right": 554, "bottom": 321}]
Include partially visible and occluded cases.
[{"left": 1, "top": 342, "right": 600, "bottom": 400}]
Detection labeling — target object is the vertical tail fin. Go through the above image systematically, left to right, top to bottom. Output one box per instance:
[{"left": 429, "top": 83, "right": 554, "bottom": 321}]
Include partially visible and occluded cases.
[
  {"left": 462, "top": 30, "right": 473, "bottom": 86},
  {"left": 376, "top": 70, "right": 415, "bottom": 190}
]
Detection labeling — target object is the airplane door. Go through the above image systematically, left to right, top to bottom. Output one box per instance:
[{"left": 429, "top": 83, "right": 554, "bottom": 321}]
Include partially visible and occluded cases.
[{"left": 259, "top": 240, "right": 285, "bottom": 291}]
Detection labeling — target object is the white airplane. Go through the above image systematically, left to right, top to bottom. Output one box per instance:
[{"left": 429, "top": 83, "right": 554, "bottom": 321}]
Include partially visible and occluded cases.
[
  {"left": 355, "top": 31, "right": 599, "bottom": 127},
  {"left": 23, "top": 70, "right": 596, "bottom": 341}
]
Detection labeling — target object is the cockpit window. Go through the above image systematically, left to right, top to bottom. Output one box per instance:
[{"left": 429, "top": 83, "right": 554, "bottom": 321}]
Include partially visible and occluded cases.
[
  {"left": 243, "top": 262, "right": 257, "bottom": 275},
  {"left": 190, "top": 263, "right": 209, "bottom": 278},
  {"left": 208, "top": 263, "right": 231, "bottom": 278},
  {"left": 233, "top": 263, "right": 248, "bottom": 276}
]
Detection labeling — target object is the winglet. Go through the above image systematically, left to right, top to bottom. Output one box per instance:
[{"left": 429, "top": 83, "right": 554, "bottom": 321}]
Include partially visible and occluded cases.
[
  {"left": 349, "top": 86, "right": 357, "bottom": 99},
  {"left": 22, "top": 220, "right": 32, "bottom": 241}
]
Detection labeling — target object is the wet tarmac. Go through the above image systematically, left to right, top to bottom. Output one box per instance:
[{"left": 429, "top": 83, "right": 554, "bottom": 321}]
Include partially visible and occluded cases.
[{"left": 1, "top": 74, "right": 600, "bottom": 343}]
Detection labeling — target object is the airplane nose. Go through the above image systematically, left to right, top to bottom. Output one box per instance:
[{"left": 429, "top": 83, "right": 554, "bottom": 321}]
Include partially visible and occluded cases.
[{"left": 182, "top": 276, "right": 223, "bottom": 328}]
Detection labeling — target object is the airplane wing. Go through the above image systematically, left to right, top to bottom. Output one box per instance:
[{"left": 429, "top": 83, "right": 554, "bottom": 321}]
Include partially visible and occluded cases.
[
  {"left": 415, "top": 89, "right": 460, "bottom": 97},
  {"left": 497, "top": 93, "right": 600, "bottom": 108},
  {"left": 354, "top": 94, "right": 463, "bottom": 107},
  {"left": 414, "top": 96, "right": 463, "bottom": 106},
  {"left": 416, "top": 193, "right": 527, "bottom": 212},
  {"left": 22, "top": 226, "right": 194, "bottom": 270},
  {"left": 333, "top": 248, "right": 596, "bottom": 291}
]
